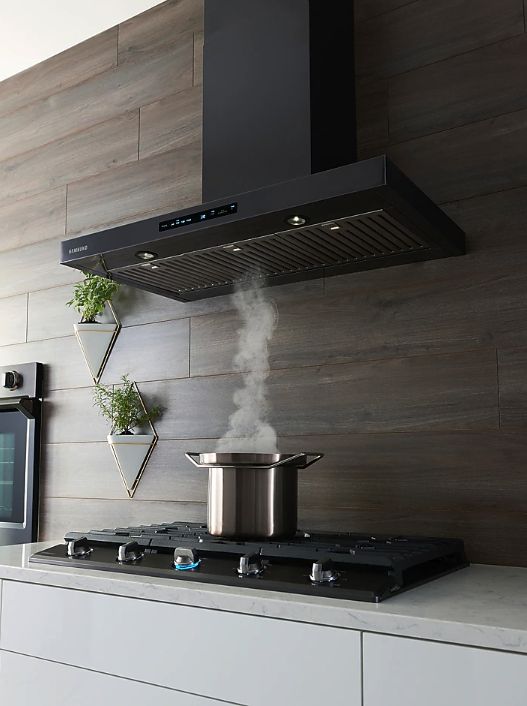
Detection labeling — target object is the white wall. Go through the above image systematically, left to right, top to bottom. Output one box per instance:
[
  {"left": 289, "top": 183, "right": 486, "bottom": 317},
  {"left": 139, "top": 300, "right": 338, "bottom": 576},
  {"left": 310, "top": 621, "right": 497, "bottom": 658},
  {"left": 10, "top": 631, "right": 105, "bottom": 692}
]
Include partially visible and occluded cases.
[{"left": 0, "top": 0, "right": 165, "bottom": 82}]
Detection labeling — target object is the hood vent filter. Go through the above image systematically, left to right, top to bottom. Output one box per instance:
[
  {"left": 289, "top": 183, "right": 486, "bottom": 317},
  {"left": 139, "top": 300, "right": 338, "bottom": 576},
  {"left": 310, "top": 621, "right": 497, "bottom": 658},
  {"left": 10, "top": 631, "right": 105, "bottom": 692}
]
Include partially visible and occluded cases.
[{"left": 115, "top": 210, "right": 429, "bottom": 299}]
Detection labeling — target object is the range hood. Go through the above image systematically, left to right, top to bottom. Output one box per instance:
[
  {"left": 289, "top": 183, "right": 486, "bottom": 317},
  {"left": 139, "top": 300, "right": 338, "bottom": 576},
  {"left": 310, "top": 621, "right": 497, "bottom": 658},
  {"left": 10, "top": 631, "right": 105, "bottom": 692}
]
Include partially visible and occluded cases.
[{"left": 61, "top": 0, "right": 465, "bottom": 302}]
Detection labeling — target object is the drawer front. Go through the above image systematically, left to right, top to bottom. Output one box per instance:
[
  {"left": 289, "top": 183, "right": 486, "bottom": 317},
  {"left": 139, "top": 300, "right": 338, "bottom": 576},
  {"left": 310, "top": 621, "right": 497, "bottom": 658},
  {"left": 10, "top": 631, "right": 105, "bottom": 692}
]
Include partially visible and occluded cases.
[
  {"left": 1, "top": 580, "right": 361, "bottom": 706},
  {"left": 364, "top": 633, "right": 527, "bottom": 706},
  {"left": 0, "top": 651, "right": 232, "bottom": 706}
]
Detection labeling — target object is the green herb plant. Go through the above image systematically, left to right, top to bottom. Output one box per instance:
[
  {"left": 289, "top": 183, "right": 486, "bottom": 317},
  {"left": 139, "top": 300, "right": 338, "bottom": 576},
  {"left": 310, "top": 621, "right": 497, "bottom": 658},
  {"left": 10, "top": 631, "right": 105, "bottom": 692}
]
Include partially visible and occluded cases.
[
  {"left": 67, "top": 274, "right": 120, "bottom": 323},
  {"left": 93, "top": 375, "right": 161, "bottom": 434}
]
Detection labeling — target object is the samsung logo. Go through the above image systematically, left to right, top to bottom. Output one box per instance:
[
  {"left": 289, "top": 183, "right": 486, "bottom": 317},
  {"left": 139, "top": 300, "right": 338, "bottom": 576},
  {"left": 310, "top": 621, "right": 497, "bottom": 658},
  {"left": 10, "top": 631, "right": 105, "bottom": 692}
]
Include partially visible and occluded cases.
[{"left": 68, "top": 245, "right": 89, "bottom": 254}]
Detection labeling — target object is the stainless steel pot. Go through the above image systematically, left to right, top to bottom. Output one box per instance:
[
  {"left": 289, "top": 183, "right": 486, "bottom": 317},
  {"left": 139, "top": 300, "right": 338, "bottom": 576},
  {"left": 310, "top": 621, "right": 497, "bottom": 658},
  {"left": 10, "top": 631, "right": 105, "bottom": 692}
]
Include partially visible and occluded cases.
[{"left": 185, "top": 452, "right": 323, "bottom": 539}]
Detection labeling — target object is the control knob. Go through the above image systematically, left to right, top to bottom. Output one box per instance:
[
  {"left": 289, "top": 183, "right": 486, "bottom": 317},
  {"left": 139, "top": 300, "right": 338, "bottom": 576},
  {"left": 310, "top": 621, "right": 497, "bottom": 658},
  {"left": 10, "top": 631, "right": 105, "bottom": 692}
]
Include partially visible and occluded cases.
[
  {"left": 1, "top": 370, "right": 21, "bottom": 391},
  {"left": 67, "top": 537, "right": 92, "bottom": 559},
  {"left": 117, "top": 540, "right": 144, "bottom": 563},
  {"left": 174, "top": 547, "right": 200, "bottom": 570},
  {"left": 237, "top": 553, "right": 264, "bottom": 576},
  {"left": 309, "top": 558, "right": 339, "bottom": 584}
]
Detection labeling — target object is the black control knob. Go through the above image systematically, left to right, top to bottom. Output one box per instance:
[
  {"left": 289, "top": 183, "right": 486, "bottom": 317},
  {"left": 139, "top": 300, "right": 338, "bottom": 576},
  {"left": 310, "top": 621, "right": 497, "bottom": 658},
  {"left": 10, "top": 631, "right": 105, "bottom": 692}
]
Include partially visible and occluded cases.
[
  {"left": 1, "top": 370, "right": 21, "bottom": 391},
  {"left": 67, "top": 537, "right": 92, "bottom": 559},
  {"left": 117, "top": 540, "right": 144, "bottom": 563},
  {"left": 174, "top": 547, "right": 199, "bottom": 570},
  {"left": 237, "top": 553, "right": 263, "bottom": 576},
  {"left": 309, "top": 558, "right": 339, "bottom": 584}
]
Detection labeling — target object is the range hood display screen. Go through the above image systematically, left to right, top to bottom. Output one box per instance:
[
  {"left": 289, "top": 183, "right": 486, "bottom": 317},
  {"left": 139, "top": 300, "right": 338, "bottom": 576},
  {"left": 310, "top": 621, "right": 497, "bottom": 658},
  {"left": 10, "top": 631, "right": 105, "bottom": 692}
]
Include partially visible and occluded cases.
[{"left": 159, "top": 202, "right": 238, "bottom": 233}]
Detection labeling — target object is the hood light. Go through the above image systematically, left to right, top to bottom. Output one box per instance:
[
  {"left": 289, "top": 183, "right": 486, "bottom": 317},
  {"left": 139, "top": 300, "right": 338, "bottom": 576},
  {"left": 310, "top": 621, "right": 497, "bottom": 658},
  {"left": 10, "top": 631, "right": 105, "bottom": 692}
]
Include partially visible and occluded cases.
[
  {"left": 286, "top": 215, "right": 307, "bottom": 227},
  {"left": 329, "top": 224, "right": 340, "bottom": 230},
  {"left": 135, "top": 250, "right": 158, "bottom": 261}
]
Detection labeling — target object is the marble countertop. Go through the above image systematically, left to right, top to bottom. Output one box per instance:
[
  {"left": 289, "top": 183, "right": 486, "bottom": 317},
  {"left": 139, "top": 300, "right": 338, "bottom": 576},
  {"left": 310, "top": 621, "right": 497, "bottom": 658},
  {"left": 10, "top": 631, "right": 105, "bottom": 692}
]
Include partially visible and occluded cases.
[{"left": 1, "top": 542, "right": 526, "bottom": 654}]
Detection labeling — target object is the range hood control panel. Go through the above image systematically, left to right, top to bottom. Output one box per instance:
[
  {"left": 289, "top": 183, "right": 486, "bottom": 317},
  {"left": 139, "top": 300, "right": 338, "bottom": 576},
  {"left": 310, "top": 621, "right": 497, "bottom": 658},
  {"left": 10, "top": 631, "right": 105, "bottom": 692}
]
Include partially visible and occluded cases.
[{"left": 159, "top": 202, "right": 238, "bottom": 233}]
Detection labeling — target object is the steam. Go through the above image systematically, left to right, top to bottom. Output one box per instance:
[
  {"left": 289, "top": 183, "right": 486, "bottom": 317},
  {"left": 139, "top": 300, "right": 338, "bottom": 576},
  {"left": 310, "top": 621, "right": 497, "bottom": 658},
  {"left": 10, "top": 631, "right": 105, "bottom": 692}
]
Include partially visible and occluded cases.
[{"left": 216, "top": 275, "right": 279, "bottom": 452}]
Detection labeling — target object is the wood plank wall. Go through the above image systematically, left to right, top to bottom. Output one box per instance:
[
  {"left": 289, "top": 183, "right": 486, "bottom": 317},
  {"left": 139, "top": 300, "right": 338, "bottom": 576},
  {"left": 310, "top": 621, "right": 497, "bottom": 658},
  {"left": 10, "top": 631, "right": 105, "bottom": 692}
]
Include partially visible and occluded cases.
[{"left": 0, "top": 0, "right": 526, "bottom": 566}]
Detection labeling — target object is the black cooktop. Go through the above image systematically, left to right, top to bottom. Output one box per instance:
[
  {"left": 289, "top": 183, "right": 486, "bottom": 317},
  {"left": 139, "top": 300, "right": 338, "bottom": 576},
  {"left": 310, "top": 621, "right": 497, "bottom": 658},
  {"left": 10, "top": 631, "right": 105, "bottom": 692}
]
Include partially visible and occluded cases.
[{"left": 30, "top": 522, "right": 469, "bottom": 603}]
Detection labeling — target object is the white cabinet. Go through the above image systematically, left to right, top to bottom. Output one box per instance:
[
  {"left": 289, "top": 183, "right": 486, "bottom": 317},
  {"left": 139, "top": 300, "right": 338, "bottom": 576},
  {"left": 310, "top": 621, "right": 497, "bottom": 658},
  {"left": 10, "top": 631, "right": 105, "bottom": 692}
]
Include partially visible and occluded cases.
[
  {"left": 0, "top": 580, "right": 362, "bottom": 706},
  {"left": 363, "top": 633, "right": 527, "bottom": 706},
  {"left": 0, "top": 651, "right": 233, "bottom": 705}
]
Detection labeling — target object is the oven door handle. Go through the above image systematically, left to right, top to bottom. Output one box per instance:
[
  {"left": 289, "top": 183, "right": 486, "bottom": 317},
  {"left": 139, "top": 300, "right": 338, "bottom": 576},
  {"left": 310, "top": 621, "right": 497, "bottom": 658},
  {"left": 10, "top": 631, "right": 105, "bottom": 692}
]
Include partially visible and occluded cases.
[{"left": 0, "top": 398, "right": 36, "bottom": 420}]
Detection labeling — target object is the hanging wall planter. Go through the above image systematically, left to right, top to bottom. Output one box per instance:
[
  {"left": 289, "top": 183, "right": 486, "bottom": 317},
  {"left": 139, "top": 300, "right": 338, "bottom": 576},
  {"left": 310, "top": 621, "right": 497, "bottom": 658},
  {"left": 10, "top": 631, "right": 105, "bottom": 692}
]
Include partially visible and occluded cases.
[
  {"left": 67, "top": 275, "right": 121, "bottom": 384},
  {"left": 73, "top": 302, "right": 120, "bottom": 384},
  {"left": 94, "top": 376, "right": 161, "bottom": 498},
  {"left": 107, "top": 433, "right": 157, "bottom": 497}
]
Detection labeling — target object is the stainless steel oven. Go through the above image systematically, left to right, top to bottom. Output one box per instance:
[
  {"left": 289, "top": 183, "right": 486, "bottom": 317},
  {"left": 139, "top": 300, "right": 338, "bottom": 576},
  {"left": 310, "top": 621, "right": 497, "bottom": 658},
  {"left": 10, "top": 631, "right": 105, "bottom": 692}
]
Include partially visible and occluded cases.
[{"left": 0, "top": 363, "right": 43, "bottom": 545}]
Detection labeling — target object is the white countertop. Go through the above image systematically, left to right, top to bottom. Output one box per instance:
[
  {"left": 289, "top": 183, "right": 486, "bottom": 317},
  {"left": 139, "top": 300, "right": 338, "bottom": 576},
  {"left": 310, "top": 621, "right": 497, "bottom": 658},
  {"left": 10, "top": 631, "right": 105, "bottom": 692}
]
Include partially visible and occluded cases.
[{"left": 1, "top": 542, "right": 526, "bottom": 654}]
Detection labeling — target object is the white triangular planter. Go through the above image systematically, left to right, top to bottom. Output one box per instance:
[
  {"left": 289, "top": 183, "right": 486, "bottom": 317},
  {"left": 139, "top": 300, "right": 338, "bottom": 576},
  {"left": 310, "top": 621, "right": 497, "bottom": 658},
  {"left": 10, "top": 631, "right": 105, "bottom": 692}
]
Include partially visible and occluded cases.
[
  {"left": 74, "top": 321, "right": 120, "bottom": 383},
  {"left": 107, "top": 433, "right": 157, "bottom": 498}
]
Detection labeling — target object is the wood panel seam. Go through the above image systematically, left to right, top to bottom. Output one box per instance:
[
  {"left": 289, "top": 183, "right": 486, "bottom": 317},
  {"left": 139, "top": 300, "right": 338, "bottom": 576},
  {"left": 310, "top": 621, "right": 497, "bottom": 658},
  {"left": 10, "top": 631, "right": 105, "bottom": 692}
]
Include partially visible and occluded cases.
[
  {"left": 356, "top": 0, "right": 419, "bottom": 22},
  {"left": 357, "top": 7, "right": 525, "bottom": 82},
  {"left": 116, "top": 22, "right": 121, "bottom": 67},
  {"left": 0, "top": 27, "right": 120, "bottom": 122},
  {"left": 192, "top": 30, "right": 196, "bottom": 86},
  {"left": 381, "top": 31, "right": 527, "bottom": 83},
  {"left": 0, "top": 34, "right": 194, "bottom": 165},
  {"left": 0, "top": 48, "right": 124, "bottom": 125},
  {"left": 388, "top": 102, "right": 527, "bottom": 155},
  {"left": 137, "top": 107, "right": 141, "bottom": 161},
  {"left": 0, "top": 111, "right": 142, "bottom": 189},
  {"left": 441, "top": 181, "right": 527, "bottom": 208},
  {"left": 438, "top": 182, "right": 527, "bottom": 207},
  {"left": 64, "top": 184, "right": 69, "bottom": 236},
  {"left": 24, "top": 293, "right": 29, "bottom": 344},
  {"left": 188, "top": 317, "right": 192, "bottom": 378},
  {"left": 0, "top": 340, "right": 499, "bottom": 386},
  {"left": 0, "top": 343, "right": 497, "bottom": 382},
  {"left": 185, "top": 346, "right": 499, "bottom": 381},
  {"left": 497, "top": 348, "right": 502, "bottom": 430},
  {"left": 43, "top": 430, "right": 521, "bottom": 449},
  {"left": 42, "top": 496, "right": 207, "bottom": 504}
]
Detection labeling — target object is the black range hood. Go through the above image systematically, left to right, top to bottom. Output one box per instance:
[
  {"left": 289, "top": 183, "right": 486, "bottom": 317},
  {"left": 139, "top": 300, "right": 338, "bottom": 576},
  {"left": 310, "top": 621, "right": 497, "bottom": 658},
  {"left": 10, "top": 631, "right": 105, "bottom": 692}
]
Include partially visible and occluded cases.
[{"left": 60, "top": 0, "right": 465, "bottom": 302}]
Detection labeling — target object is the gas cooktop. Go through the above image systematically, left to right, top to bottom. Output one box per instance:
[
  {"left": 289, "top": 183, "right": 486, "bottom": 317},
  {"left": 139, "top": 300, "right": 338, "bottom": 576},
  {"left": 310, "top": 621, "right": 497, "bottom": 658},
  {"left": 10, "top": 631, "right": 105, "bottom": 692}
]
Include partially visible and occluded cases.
[{"left": 30, "top": 522, "right": 469, "bottom": 603}]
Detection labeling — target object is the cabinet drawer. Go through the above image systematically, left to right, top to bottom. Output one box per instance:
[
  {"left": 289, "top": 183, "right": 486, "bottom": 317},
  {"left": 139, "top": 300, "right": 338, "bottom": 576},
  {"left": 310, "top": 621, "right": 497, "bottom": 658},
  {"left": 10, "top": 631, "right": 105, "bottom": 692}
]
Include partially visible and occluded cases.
[
  {"left": 1, "top": 580, "right": 361, "bottom": 706},
  {"left": 364, "top": 633, "right": 527, "bottom": 706},
  {"left": 0, "top": 651, "right": 232, "bottom": 705}
]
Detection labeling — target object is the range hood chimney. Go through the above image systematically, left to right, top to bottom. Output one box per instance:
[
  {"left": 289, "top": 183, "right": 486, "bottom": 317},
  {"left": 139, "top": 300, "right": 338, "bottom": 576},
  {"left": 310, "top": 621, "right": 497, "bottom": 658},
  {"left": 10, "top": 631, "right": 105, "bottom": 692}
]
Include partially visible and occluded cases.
[{"left": 60, "top": 0, "right": 465, "bottom": 302}]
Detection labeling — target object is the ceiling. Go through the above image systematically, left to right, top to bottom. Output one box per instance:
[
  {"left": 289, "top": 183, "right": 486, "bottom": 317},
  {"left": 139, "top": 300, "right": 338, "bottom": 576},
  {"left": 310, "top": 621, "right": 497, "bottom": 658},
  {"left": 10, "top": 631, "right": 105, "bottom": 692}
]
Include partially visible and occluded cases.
[{"left": 0, "top": 0, "right": 165, "bottom": 83}]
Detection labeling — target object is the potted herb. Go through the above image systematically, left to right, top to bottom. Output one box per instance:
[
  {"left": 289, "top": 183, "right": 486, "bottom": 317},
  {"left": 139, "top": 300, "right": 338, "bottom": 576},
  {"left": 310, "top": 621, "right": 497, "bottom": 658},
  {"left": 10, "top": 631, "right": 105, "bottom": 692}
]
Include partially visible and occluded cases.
[
  {"left": 67, "top": 274, "right": 121, "bottom": 383},
  {"left": 93, "top": 375, "right": 161, "bottom": 497}
]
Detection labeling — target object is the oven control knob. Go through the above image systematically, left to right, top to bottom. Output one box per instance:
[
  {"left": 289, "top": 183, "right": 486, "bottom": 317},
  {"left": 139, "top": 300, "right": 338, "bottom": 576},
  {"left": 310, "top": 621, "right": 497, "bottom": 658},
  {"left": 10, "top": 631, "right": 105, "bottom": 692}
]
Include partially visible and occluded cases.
[
  {"left": 1, "top": 370, "right": 21, "bottom": 391},
  {"left": 67, "top": 537, "right": 92, "bottom": 559},
  {"left": 117, "top": 540, "right": 144, "bottom": 563},
  {"left": 174, "top": 547, "right": 200, "bottom": 570},
  {"left": 237, "top": 553, "right": 263, "bottom": 576},
  {"left": 309, "top": 559, "right": 339, "bottom": 584}
]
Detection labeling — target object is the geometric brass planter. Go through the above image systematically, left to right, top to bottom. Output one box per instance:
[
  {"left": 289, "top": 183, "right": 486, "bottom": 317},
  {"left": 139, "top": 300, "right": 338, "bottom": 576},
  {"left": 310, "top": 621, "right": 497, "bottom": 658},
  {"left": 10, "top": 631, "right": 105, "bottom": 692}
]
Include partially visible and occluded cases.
[
  {"left": 73, "top": 303, "right": 121, "bottom": 384},
  {"left": 106, "top": 383, "right": 158, "bottom": 498},
  {"left": 107, "top": 433, "right": 157, "bottom": 498}
]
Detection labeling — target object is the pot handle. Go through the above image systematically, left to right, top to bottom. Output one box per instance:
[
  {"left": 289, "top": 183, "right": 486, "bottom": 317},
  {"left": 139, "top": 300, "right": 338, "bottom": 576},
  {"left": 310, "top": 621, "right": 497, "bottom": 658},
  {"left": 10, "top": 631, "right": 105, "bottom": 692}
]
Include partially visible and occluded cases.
[
  {"left": 185, "top": 452, "right": 204, "bottom": 467},
  {"left": 267, "top": 452, "right": 306, "bottom": 469},
  {"left": 268, "top": 452, "right": 324, "bottom": 470},
  {"left": 300, "top": 452, "right": 324, "bottom": 469}
]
